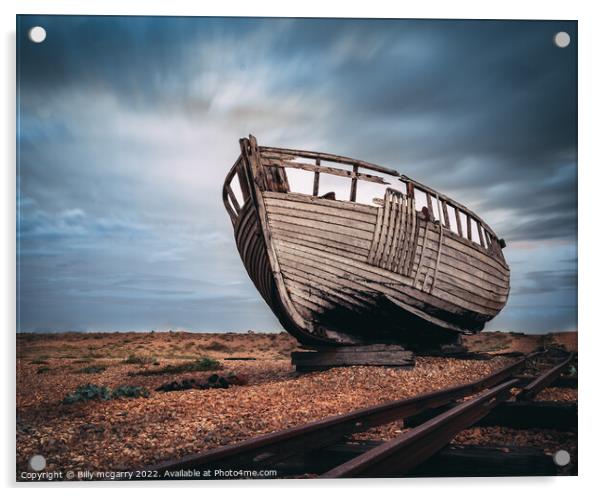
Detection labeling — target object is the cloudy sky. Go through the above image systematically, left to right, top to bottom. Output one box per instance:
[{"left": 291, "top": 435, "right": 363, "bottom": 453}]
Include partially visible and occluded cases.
[{"left": 17, "top": 16, "right": 577, "bottom": 333}]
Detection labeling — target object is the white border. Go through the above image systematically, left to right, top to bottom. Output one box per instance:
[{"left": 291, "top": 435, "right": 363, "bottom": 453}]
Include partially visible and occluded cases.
[{"left": 3, "top": 1, "right": 599, "bottom": 494}]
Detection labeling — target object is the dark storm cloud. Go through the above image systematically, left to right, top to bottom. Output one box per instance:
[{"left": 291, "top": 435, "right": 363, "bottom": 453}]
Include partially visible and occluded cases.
[
  {"left": 17, "top": 16, "right": 577, "bottom": 332},
  {"left": 514, "top": 269, "right": 577, "bottom": 295}
]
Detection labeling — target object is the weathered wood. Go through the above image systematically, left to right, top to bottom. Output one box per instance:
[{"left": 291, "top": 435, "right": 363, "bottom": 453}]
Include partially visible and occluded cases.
[
  {"left": 224, "top": 136, "right": 511, "bottom": 347},
  {"left": 259, "top": 145, "right": 401, "bottom": 177},
  {"left": 312, "top": 159, "right": 320, "bottom": 196},
  {"left": 265, "top": 160, "right": 391, "bottom": 185},
  {"left": 350, "top": 164, "right": 359, "bottom": 201},
  {"left": 399, "top": 174, "right": 498, "bottom": 238},
  {"left": 263, "top": 191, "right": 377, "bottom": 214},
  {"left": 265, "top": 193, "right": 377, "bottom": 221},
  {"left": 426, "top": 193, "right": 434, "bottom": 220},
  {"left": 441, "top": 199, "right": 450, "bottom": 228},
  {"left": 267, "top": 204, "right": 375, "bottom": 232},
  {"left": 454, "top": 206, "right": 463, "bottom": 237},
  {"left": 477, "top": 221, "right": 485, "bottom": 246},
  {"left": 277, "top": 237, "right": 501, "bottom": 320},
  {"left": 292, "top": 346, "right": 415, "bottom": 371},
  {"left": 553, "top": 375, "right": 577, "bottom": 388},
  {"left": 406, "top": 399, "right": 577, "bottom": 431},
  {"left": 477, "top": 401, "right": 577, "bottom": 430},
  {"left": 275, "top": 442, "right": 558, "bottom": 477},
  {"left": 410, "top": 444, "right": 558, "bottom": 477}
]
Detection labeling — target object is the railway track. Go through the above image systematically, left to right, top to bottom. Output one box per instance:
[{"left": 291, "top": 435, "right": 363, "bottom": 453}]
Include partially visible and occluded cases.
[{"left": 135, "top": 350, "right": 576, "bottom": 479}]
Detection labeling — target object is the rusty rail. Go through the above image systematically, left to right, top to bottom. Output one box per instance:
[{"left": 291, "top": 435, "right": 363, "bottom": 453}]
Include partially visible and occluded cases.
[
  {"left": 127, "top": 351, "right": 578, "bottom": 480},
  {"left": 517, "top": 352, "right": 575, "bottom": 401},
  {"left": 144, "top": 356, "right": 530, "bottom": 474},
  {"left": 321, "top": 379, "right": 518, "bottom": 478}
]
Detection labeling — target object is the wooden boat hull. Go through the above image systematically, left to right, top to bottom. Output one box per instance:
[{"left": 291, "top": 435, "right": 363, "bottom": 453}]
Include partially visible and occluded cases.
[{"left": 224, "top": 136, "right": 510, "bottom": 347}]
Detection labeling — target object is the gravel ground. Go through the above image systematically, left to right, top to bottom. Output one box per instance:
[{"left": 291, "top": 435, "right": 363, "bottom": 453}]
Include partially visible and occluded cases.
[
  {"left": 16, "top": 331, "right": 578, "bottom": 479},
  {"left": 17, "top": 356, "right": 514, "bottom": 475}
]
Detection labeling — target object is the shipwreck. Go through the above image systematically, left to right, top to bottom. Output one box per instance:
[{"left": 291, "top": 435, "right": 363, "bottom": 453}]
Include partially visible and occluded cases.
[{"left": 223, "top": 135, "right": 509, "bottom": 348}]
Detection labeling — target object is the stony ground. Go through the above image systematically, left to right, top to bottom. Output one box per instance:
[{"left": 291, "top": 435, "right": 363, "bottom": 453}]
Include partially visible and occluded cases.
[{"left": 16, "top": 331, "right": 577, "bottom": 478}]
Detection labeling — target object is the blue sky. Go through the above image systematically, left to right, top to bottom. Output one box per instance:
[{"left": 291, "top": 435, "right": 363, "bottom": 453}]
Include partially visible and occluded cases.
[{"left": 17, "top": 16, "right": 577, "bottom": 333}]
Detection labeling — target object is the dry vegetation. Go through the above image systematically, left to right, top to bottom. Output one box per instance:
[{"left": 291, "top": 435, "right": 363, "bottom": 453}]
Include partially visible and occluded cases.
[{"left": 16, "top": 330, "right": 576, "bottom": 478}]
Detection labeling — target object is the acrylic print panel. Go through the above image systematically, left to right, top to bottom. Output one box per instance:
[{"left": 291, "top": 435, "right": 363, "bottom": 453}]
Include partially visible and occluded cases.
[{"left": 16, "top": 16, "right": 577, "bottom": 481}]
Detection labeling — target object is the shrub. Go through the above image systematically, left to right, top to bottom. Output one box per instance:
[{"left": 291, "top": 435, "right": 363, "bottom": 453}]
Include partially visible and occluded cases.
[
  {"left": 205, "top": 340, "right": 231, "bottom": 352},
  {"left": 122, "top": 354, "right": 156, "bottom": 365},
  {"left": 131, "top": 357, "right": 222, "bottom": 376},
  {"left": 72, "top": 358, "right": 94, "bottom": 364},
  {"left": 30, "top": 359, "right": 49, "bottom": 365},
  {"left": 79, "top": 365, "right": 107, "bottom": 374},
  {"left": 36, "top": 366, "right": 50, "bottom": 374},
  {"left": 62, "top": 384, "right": 150, "bottom": 404},
  {"left": 63, "top": 384, "right": 112, "bottom": 404},
  {"left": 111, "top": 385, "right": 150, "bottom": 399}
]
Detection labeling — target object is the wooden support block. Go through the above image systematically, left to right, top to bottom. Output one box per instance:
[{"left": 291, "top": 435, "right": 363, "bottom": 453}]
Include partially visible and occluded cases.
[
  {"left": 292, "top": 344, "right": 414, "bottom": 371},
  {"left": 406, "top": 400, "right": 577, "bottom": 431},
  {"left": 477, "top": 401, "right": 577, "bottom": 430},
  {"left": 275, "top": 442, "right": 558, "bottom": 477},
  {"left": 410, "top": 444, "right": 559, "bottom": 477}
]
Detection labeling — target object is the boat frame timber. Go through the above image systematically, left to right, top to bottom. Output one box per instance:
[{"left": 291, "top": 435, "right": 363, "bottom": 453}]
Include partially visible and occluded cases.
[{"left": 223, "top": 135, "right": 510, "bottom": 347}]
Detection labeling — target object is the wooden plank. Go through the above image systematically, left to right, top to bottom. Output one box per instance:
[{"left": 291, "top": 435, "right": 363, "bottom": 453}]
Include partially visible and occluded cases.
[
  {"left": 240, "top": 136, "right": 320, "bottom": 343},
  {"left": 259, "top": 145, "right": 401, "bottom": 177},
  {"left": 264, "top": 160, "right": 391, "bottom": 185},
  {"left": 312, "top": 160, "right": 320, "bottom": 196},
  {"left": 350, "top": 164, "right": 359, "bottom": 201},
  {"left": 236, "top": 165, "right": 251, "bottom": 200},
  {"left": 399, "top": 174, "right": 498, "bottom": 237},
  {"left": 312, "top": 176, "right": 320, "bottom": 197},
  {"left": 225, "top": 184, "right": 241, "bottom": 213},
  {"left": 374, "top": 190, "right": 393, "bottom": 265},
  {"left": 263, "top": 191, "right": 378, "bottom": 214},
  {"left": 383, "top": 193, "right": 400, "bottom": 269},
  {"left": 426, "top": 193, "right": 434, "bottom": 220},
  {"left": 390, "top": 195, "right": 406, "bottom": 272},
  {"left": 264, "top": 196, "right": 377, "bottom": 224},
  {"left": 441, "top": 199, "right": 450, "bottom": 229},
  {"left": 400, "top": 201, "right": 418, "bottom": 276},
  {"left": 266, "top": 204, "right": 375, "bottom": 232},
  {"left": 368, "top": 205, "right": 385, "bottom": 264},
  {"left": 454, "top": 207, "right": 463, "bottom": 237},
  {"left": 268, "top": 213, "right": 375, "bottom": 241},
  {"left": 466, "top": 214, "right": 472, "bottom": 241},
  {"left": 413, "top": 222, "right": 429, "bottom": 288},
  {"left": 477, "top": 222, "right": 485, "bottom": 246},
  {"left": 271, "top": 223, "right": 373, "bottom": 252},
  {"left": 428, "top": 229, "right": 510, "bottom": 276},
  {"left": 273, "top": 231, "right": 368, "bottom": 261},
  {"left": 419, "top": 235, "right": 510, "bottom": 285},
  {"left": 276, "top": 238, "right": 489, "bottom": 319},
  {"left": 417, "top": 244, "right": 509, "bottom": 292},
  {"left": 280, "top": 262, "right": 375, "bottom": 308},
  {"left": 282, "top": 272, "right": 371, "bottom": 312},
  {"left": 437, "top": 272, "right": 508, "bottom": 305},
  {"left": 436, "top": 279, "right": 507, "bottom": 310},
  {"left": 291, "top": 348, "right": 415, "bottom": 370},
  {"left": 553, "top": 375, "right": 577, "bottom": 388},
  {"left": 477, "top": 401, "right": 577, "bottom": 430},
  {"left": 278, "top": 442, "right": 557, "bottom": 477},
  {"left": 410, "top": 444, "right": 558, "bottom": 477}
]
